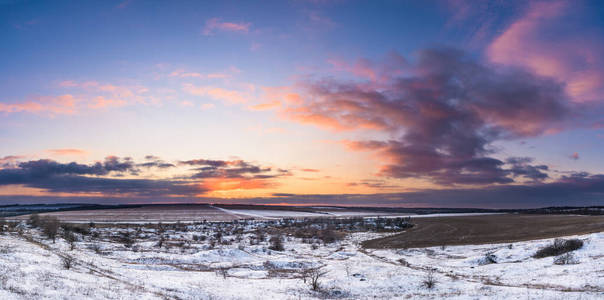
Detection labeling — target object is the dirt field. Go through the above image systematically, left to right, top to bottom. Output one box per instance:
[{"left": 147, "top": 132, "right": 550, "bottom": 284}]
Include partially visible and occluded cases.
[
  {"left": 8, "top": 204, "right": 409, "bottom": 223},
  {"left": 10, "top": 204, "right": 243, "bottom": 223},
  {"left": 362, "top": 214, "right": 604, "bottom": 249}
]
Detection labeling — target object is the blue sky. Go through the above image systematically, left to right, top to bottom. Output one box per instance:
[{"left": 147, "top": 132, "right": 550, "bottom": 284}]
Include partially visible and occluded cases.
[{"left": 1, "top": 0, "right": 604, "bottom": 208}]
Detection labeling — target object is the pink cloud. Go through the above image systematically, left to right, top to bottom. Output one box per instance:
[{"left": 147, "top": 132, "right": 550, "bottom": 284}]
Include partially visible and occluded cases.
[
  {"left": 116, "top": 0, "right": 132, "bottom": 9},
  {"left": 487, "top": 0, "right": 604, "bottom": 103},
  {"left": 307, "top": 11, "right": 336, "bottom": 28},
  {"left": 202, "top": 18, "right": 251, "bottom": 36},
  {"left": 250, "top": 42, "right": 262, "bottom": 51},
  {"left": 328, "top": 52, "right": 407, "bottom": 84},
  {"left": 169, "top": 69, "right": 229, "bottom": 79},
  {"left": 59, "top": 80, "right": 151, "bottom": 107},
  {"left": 59, "top": 80, "right": 78, "bottom": 87},
  {"left": 182, "top": 84, "right": 250, "bottom": 104},
  {"left": 0, "top": 95, "right": 77, "bottom": 115},
  {"left": 88, "top": 96, "right": 128, "bottom": 109},
  {"left": 179, "top": 100, "right": 194, "bottom": 107},
  {"left": 248, "top": 100, "right": 281, "bottom": 111},
  {"left": 200, "top": 103, "right": 215, "bottom": 110},
  {"left": 46, "top": 149, "right": 87, "bottom": 156}
]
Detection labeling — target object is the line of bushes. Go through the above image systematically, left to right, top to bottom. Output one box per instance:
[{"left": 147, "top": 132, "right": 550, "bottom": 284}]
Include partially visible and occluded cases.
[{"left": 533, "top": 238, "right": 583, "bottom": 258}]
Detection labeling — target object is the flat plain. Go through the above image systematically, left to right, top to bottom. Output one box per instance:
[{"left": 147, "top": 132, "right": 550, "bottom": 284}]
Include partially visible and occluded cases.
[
  {"left": 8, "top": 204, "right": 408, "bottom": 223},
  {"left": 363, "top": 214, "right": 604, "bottom": 248}
]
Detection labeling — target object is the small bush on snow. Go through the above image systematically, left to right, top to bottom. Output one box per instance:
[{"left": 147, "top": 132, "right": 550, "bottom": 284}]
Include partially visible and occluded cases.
[
  {"left": 269, "top": 234, "right": 284, "bottom": 251},
  {"left": 0, "top": 245, "right": 13, "bottom": 254},
  {"left": 554, "top": 252, "right": 579, "bottom": 265},
  {"left": 478, "top": 253, "right": 497, "bottom": 265}
]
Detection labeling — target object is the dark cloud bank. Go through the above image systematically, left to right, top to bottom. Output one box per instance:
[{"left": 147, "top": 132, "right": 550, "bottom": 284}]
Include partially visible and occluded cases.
[
  {"left": 287, "top": 48, "right": 571, "bottom": 185},
  {"left": 0, "top": 156, "right": 284, "bottom": 199},
  {"left": 1, "top": 172, "right": 602, "bottom": 208}
]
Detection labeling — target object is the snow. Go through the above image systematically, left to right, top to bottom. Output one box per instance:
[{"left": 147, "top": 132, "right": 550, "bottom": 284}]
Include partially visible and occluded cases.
[
  {"left": 214, "top": 206, "right": 498, "bottom": 219},
  {"left": 213, "top": 207, "right": 328, "bottom": 219},
  {"left": 0, "top": 220, "right": 602, "bottom": 299}
]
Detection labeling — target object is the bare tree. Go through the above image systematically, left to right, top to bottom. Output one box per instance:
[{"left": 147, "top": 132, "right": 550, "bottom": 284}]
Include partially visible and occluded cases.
[
  {"left": 42, "top": 216, "right": 60, "bottom": 243},
  {"left": 307, "top": 266, "right": 328, "bottom": 291},
  {"left": 421, "top": 269, "right": 437, "bottom": 289}
]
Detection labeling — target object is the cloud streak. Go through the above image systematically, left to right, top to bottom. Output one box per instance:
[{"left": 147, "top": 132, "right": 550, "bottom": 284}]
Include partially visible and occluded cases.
[
  {"left": 202, "top": 18, "right": 251, "bottom": 36},
  {"left": 0, "top": 95, "right": 77, "bottom": 115},
  {"left": 46, "top": 149, "right": 87, "bottom": 156},
  {"left": 0, "top": 156, "right": 288, "bottom": 197},
  {"left": 258, "top": 173, "right": 604, "bottom": 208}
]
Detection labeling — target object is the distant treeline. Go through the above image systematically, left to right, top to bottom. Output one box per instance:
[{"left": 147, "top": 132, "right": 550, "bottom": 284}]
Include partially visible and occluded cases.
[
  {"left": 0, "top": 203, "right": 143, "bottom": 217},
  {"left": 521, "top": 206, "right": 604, "bottom": 215}
]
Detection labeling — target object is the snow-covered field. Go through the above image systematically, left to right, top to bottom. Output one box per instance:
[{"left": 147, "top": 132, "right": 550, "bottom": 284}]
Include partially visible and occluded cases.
[
  {"left": 213, "top": 207, "right": 329, "bottom": 219},
  {"left": 0, "top": 218, "right": 602, "bottom": 299}
]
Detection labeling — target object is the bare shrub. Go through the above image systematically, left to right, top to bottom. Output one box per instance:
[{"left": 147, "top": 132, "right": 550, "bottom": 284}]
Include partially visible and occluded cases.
[
  {"left": 27, "top": 213, "right": 41, "bottom": 227},
  {"left": 41, "top": 216, "right": 60, "bottom": 243},
  {"left": 0, "top": 218, "right": 7, "bottom": 234},
  {"left": 157, "top": 222, "right": 165, "bottom": 234},
  {"left": 61, "top": 223, "right": 90, "bottom": 235},
  {"left": 319, "top": 229, "right": 342, "bottom": 244},
  {"left": 255, "top": 230, "right": 266, "bottom": 242},
  {"left": 63, "top": 231, "right": 77, "bottom": 250},
  {"left": 119, "top": 231, "right": 134, "bottom": 248},
  {"left": 269, "top": 234, "right": 284, "bottom": 251},
  {"left": 157, "top": 235, "right": 165, "bottom": 248},
  {"left": 533, "top": 238, "right": 583, "bottom": 258},
  {"left": 88, "top": 243, "right": 102, "bottom": 254},
  {"left": 0, "top": 245, "right": 13, "bottom": 254},
  {"left": 554, "top": 252, "right": 579, "bottom": 265},
  {"left": 62, "top": 256, "right": 74, "bottom": 269},
  {"left": 307, "top": 266, "right": 328, "bottom": 291},
  {"left": 216, "top": 267, "right": 228, "bottom": 279},
  {"left": 421, "top": 269, "right": 437, "bottom": 289}
]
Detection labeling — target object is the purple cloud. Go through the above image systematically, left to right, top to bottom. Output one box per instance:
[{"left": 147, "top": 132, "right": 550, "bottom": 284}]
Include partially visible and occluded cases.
[{"left": 284, "top": 48, "right": 568, "bottom": 185}]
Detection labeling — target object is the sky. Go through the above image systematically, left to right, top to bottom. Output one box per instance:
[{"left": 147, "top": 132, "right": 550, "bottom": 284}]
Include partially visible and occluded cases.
[{"left": 1, "top": 0, "right": 604, "bottom": 208}]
